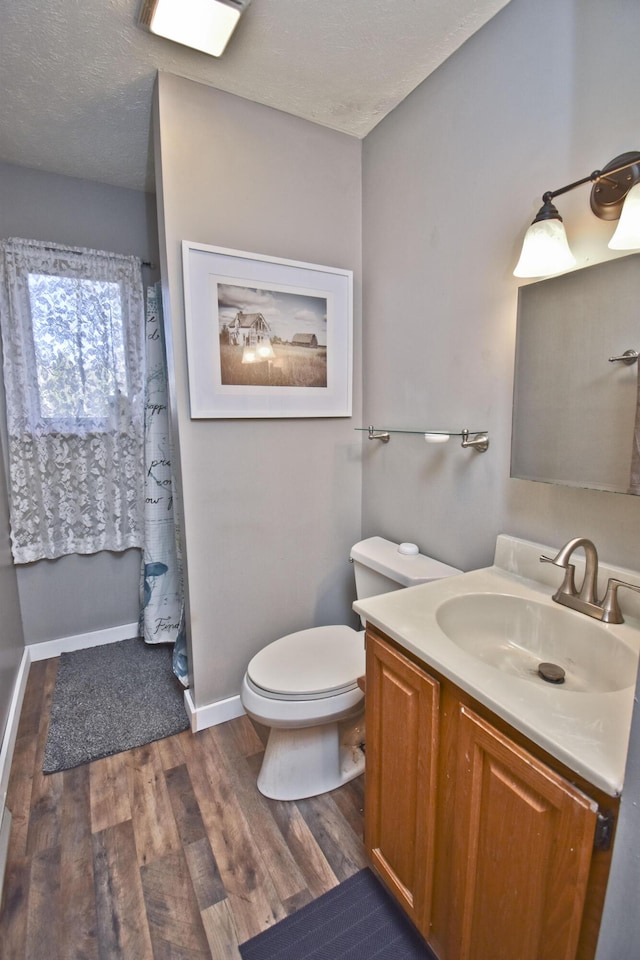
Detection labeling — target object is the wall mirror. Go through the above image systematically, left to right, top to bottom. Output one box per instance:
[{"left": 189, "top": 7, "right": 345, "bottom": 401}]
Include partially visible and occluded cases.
[{"left": 511, "top": 253, "right": 640, "bottom": 494}]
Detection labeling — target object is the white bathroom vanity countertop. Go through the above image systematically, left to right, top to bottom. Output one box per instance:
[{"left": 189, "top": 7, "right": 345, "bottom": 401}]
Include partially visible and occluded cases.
[{"left": 354, "top": 535, "right": 640, "bottom": 796}]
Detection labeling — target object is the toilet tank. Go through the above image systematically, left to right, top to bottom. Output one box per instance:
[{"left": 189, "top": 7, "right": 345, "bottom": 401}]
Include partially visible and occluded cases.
[{"left": 350, "top": 537, "right": 461, "bottom": 620}]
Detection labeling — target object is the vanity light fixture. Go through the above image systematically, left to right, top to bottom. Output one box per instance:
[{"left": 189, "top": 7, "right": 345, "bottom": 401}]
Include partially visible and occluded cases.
[
  {"left": 138, "top": 0, "right": 253, "bottom": 58},
  {"left": 514, "top": 151, "right": 640, "bottom": 278}
]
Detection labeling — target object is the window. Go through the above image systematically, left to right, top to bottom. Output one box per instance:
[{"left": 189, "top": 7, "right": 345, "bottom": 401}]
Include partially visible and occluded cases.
[
  {"left": 0, "top": 238, "right": 145, "bottom": 562},
  {"left": 28, "top": 273, "right": 128, "bottom": 424}
]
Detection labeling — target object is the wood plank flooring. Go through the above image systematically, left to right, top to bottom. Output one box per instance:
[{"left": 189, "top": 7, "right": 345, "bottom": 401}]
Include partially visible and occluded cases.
[{"left": 0, "top": 657, "right": 367, "bottom": 959}]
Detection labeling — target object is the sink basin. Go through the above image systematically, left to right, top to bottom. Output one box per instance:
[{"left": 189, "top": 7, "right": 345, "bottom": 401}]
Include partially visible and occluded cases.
[
  {"left": 354, "top": 535, "right": 640, "bottom": 793},
  {"left": 435, "top": 593, "right": 637, "bottom": 693}
]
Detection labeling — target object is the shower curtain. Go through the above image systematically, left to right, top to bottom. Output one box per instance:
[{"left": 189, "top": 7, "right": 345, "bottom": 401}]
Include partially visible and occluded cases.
[{"left": 140, "top": 284, "right": 188, "bottom": 685}]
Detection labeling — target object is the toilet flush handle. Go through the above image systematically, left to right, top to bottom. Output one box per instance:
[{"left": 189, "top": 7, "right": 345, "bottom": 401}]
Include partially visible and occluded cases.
[{"left": 398, "top": 542, "right": 419, "bottom": 556}]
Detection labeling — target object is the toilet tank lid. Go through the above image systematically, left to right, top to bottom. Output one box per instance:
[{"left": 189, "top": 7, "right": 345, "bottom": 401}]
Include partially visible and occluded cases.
[{"left": 350, "top": 536, "right": 462, "bottom": 586}]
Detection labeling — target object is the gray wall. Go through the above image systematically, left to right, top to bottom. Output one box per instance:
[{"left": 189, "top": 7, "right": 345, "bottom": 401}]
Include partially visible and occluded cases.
[
  {"left": 361, "top": 0, "right": 640, "bottom": 956},
  {"left": 362, "top": 0, "right": 640, "bottom": 574},
  {"left": 154, "top": 75, "right": 362, "bottom": 706},
  {"left": 0, "top": 161, "right": 159, "bottom": 643},
  {"left": 0, "top": 169, "right": 26, "bottom": 744},
  {"left": 0, "top": 414, "right": 23, "bottom": 747},
  {"left": 597, "top": 655, "right": 640, "bottom": 957}
]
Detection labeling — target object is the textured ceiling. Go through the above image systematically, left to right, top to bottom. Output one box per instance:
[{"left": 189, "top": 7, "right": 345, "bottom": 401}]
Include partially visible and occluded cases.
[{"left": 0, "top": 0, "right": 511, "bottom": 193}]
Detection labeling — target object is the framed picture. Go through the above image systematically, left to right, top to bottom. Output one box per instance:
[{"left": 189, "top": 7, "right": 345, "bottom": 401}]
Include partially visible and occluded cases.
[{"left": 181, "top": 241, "right": 353, "bottom": 418}]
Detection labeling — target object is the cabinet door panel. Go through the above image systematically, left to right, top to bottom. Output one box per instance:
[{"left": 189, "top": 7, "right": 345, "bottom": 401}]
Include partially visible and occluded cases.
[
  {"left": 365, "top": 634, "right": 439, "bottom": 935},
  {"left": 452, "top": 705, "right": 598, "bottom": 960}
]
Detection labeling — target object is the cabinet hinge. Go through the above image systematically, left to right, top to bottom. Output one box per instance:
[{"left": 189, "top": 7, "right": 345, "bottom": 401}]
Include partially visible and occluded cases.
[{"left": 594, "top": 810, "right": 615, "bottom": 851}]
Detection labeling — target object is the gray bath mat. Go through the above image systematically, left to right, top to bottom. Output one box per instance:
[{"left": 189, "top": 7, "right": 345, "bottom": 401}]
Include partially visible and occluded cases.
[
  {"left": 43, "top": 637, "right": 189, "bottom": 773},
  {"left": 239, "top": 868, "right": 436, "bottom": 960}
]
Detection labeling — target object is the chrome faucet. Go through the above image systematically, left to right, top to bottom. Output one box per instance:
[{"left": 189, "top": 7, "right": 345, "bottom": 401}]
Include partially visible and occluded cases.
[{"left": 540, "top": 537, "right": 640, "bottom": 623}]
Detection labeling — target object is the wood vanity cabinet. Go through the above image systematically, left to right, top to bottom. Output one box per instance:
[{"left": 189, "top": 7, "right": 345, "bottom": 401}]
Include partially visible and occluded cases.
[
  {"left": 364, "top": 626, "right": 439, "bottom": 933},
  {"left": 364, "top": 627, "right": 617, "bottom": 960}
]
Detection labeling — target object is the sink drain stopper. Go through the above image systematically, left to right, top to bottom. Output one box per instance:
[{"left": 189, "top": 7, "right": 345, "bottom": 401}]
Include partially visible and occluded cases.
[{"left": 538, "top": 662, "right": 566, "bottom": 684}]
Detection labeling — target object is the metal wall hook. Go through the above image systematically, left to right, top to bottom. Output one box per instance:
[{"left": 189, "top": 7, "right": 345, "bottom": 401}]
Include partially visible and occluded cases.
[
  {"left": 608, "top": 348, "right": 638, "bottom": 365},
  {"left": 368, "top": 425, "right": 390, "bottom": 442},
  {"left": 460, "top": 430, "right": 490, "bottom": 453}
]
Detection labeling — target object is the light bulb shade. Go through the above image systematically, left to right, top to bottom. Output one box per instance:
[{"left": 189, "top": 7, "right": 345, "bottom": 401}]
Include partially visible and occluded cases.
[
  {"left": 608, "top": 182, "right": 640, "bottom": 250},
  {"left": 513, "top": 218, "right": 576, "bottom": 278}
]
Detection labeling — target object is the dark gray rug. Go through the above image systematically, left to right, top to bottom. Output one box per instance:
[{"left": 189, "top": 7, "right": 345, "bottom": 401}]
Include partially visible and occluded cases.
[
  {"left": 43, "top": 637, "right": 189, "bottom": 773},
  {"left": 239, "top": 868, "right": 436, "bottom": 960}
]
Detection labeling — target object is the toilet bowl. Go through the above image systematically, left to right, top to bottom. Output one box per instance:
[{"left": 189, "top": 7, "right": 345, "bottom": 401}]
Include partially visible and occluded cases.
[
  {"left": 240, "top": 537, "right": 461, "bottom": 801},
  {"left": 241, "top": 624, "right": 366, "bottom": 801}
]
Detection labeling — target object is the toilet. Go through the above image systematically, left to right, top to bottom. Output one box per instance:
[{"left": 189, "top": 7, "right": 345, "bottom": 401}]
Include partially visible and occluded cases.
[{"left": 240, "top": 536, "right": 462, "bottom": 800}]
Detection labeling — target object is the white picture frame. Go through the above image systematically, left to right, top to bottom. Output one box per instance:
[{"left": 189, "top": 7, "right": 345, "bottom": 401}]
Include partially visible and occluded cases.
[{"left": 182, "top": 241, "right": 353, "bottom": 418}]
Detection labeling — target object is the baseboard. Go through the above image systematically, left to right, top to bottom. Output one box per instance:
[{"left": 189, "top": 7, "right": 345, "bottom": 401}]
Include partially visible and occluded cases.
[
  {"left": 27, "top": 621, "right": 140, "bottom": 662},
  {"left": 0, "top": 647, "right": 30, "bottom": 903},
  {"left": 0, "top": 648, "right": 31, "bottom": 803},
  {"left": 184, "top": 689, "right": 245, "bottom": 732},
  {"left": 0, "top": 807, "right": 12, "bottom": 907}
]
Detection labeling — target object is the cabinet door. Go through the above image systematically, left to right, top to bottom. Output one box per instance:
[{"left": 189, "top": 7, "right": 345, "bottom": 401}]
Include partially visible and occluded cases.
[
  {"left": 365, "top": 633, "right": 439, "bottom": 935},
  {"left": 450, "top": 705, "right": 598, "bottom": 960}
]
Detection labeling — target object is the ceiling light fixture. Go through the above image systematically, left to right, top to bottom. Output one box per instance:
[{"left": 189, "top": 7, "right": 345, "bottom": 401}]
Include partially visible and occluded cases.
[
  {"left": 138, "top": 0, "right": 253, "bottom": 58},
  {"left": 514, "top": 151, "right": 640, "bottom": 278}
]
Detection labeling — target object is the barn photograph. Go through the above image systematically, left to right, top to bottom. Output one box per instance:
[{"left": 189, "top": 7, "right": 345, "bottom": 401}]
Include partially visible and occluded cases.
[{"left": 217, "top": 281, "right": 328, "bottom": 387}]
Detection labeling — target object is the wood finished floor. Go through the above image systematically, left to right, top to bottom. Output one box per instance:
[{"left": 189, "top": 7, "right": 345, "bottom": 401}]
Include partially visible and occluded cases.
[{"left": 0, "top": 657, "right": 367, "bottom": 959}]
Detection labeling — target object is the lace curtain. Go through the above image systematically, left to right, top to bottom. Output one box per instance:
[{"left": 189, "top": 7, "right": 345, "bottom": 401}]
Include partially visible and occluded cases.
[{"left": 0, "top": 238, "right": 145, "bottom": 562}]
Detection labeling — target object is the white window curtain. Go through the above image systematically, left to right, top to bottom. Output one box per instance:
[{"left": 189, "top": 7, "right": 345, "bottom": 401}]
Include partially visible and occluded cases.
[{"left": 0, "top": 238, "right": 145, "bottom": 563}]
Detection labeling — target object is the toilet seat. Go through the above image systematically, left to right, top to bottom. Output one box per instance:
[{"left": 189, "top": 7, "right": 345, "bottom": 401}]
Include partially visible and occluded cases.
[
  {"left": 240, "top": 537, "right": 462, "bottom": 800},
  {"left": 246, "top": 624, "right": 365, "bottom": 700}
]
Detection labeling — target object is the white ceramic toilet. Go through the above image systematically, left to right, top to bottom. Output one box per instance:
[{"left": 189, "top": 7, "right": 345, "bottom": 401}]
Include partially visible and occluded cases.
[{"left": 240, "top": 536, "right": 461, "bottom": 801}]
